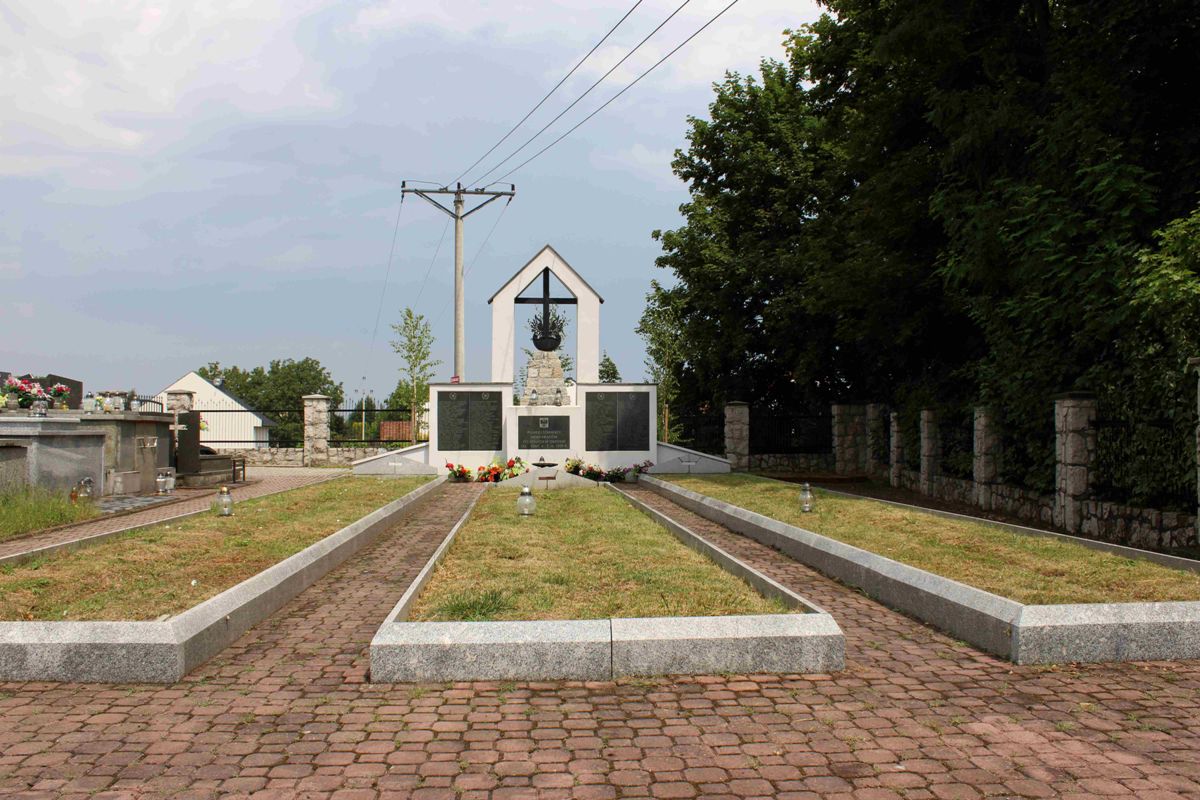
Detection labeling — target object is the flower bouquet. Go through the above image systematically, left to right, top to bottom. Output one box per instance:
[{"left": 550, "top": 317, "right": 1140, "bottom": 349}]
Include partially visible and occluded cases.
[
  {"left": 48, "top": 383, "right": 70, "bottom": 409},
  {"left": 445, "top": 463, "right": 472, "bottom": 481}
]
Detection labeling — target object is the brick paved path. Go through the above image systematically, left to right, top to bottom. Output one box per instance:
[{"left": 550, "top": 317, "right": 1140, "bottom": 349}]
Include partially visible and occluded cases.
[
  {"left": 0, "top": 467, "right": 346, "bottom": 564},
  {"left": 1, "top": 482, "right": 1198, "bottom": 799}
]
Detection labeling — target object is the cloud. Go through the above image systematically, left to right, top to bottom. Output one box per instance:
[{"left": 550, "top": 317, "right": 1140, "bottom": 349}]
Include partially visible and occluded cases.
[
  {"left": 348, "top": 0, "right": 817, "bottom": 89},
  {"left": 0, "top": 1, "right": 340, "bottom": 176},
  {"left": 591, "top": 143, "right": 680, "bottom": 190},
  {"left": 0, "top": 260, "right": 22, "bottom": 278}
]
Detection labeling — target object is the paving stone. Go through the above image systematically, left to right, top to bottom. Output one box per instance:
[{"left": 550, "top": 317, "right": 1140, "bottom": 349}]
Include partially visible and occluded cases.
[{"left": 0, "top": 482, "right": 1198, "bottom": 798}]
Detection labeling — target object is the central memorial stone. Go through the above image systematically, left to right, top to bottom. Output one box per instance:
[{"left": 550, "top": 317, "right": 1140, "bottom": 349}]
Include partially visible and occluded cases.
[{"left": 517, "top": 415, "right": 570, "bottom": 450}]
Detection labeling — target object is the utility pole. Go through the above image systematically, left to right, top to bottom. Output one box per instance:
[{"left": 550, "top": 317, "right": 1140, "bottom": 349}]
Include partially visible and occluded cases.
[{"left": 402, "top": 182, "right": 515, "bottom": 381}]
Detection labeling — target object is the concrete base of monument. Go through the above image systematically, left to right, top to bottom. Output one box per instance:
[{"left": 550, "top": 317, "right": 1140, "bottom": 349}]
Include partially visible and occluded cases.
[
  {"left": 648, "top": 442, "right": 731, "bottom": 474},
  {"left": 351, "top": 443, "right": 437, "bottom": 476},
  {"left": 495, "top": 466, "right": 598, "bottom": 490},
  {"left": 642, "top": 476, "right": 1200, "bottom": 665},
  {"left": 369, "top": 483, "right": 844, "bottom": 682}
]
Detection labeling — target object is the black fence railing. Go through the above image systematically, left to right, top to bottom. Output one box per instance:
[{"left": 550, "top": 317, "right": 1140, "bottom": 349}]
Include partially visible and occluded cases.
[
  {"left": 328, "top": 407, "right": 429, "bottom": 447},
  {"left": 939, "top": 407, "right": 974, "bottom": 480},
  {"left": 193, "top": 408, "right": 302, "bottom": 448},
  {"left": 673, "top": 411, "right": 725, "bottom": 457},
  {"left": 749, "top": 412, "right": 832, "bottom": 455},
  {"left": 1094, "top": 414, "right": 1196, "bottom": 512}
]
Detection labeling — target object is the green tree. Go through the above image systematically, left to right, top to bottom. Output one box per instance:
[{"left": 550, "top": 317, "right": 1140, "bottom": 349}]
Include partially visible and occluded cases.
[
  {"left": 389, "top": 307, "right": 441, "bottom": 438},
  {"left": 598, "top": 352, "right": 621, "bottom": 383},
  {"left": 197, "top": 358, "right": 343, "bottom": 445}
]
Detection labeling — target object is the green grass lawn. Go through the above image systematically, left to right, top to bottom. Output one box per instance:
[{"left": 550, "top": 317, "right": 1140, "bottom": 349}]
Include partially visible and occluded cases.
[
  {"left": 662, "top": 474, "right": 1200, "bottom": 605},
  {"left": 0, "top": 476, "right": 430, "bottom": 621},
  {"left": 0, "top": 487, "right": 100, "bottom": 543},
  {"left": 410, "top": 487, "right": 787, "bottom": 622}
]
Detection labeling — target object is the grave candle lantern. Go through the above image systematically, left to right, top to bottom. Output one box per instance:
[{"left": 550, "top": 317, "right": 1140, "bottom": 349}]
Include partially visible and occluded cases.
[
  {"left": 554, "top": 388, "right": 562, "bottom": 406},
  {"left": 530, "top": 389, "right": 539, "bottom": 406},
  {"left": 799, "top": 482, "right": 814, "bottom": 513},
  {"left": 217, "top": 486, "right": 234, "bottom": 516},
  {"left": 517, "top": 486, "right": 536, "bottom": 516}
]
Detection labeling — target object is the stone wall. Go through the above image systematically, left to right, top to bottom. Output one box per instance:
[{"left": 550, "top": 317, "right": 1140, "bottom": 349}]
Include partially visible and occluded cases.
[
  {"left": 521, "top": 351, "right": 568, "bottom": 406},
  {"left": 219, "top": 446, "right": 391, "bottom": 467},
  {"left": 748, "top": 452, "right": 835, "bottom": 473}
]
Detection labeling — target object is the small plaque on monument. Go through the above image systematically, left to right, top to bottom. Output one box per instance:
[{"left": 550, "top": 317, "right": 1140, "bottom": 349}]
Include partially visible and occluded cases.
[{"left": 518, "top": 415, "right": 570, "bottom": 450}]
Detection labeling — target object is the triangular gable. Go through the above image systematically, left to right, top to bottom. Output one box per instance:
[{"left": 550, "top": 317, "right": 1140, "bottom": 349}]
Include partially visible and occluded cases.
[{"left": 487, "top": 244, "right": 604, "bottom": 305}]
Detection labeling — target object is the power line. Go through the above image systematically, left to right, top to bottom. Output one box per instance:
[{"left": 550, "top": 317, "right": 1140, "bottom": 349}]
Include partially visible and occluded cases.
[
  {"left": 451, "top": 0, "right": 646, "bottom": 187},
  {"left": 466, "top": 0, "right": 694, "bottom": 187},
  {"left": 494, "top": 0, "right": 741, "bottom": 183},
  {"left": 360, "top": 193, "right": 407, "bottom": 399},
  {"left": 433, "top": 197, "right": 513, "bottom": 328},
  {"left": 411, "top": 215, "right": 451, "bottom": 311}
]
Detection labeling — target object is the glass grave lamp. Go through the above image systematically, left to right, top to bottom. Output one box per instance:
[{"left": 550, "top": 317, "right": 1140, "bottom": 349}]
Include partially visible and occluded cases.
[
  {"left": 554, "top": 388, "right": 563, "bottom": 406},
  {"left": 530, "top": 389, "right": 539, "bottom": 406},
  {"left": 77, "top": 477, "right": 94, "bottom": 500},
  {"left": 799, "top": 482, "right": 815, "bottom": 513},
  {"left": 217, "top": 486, "right": 234, "bottom": 516},
  {"left": 517, "top": 486, "right": 536, "bottom": 516}
]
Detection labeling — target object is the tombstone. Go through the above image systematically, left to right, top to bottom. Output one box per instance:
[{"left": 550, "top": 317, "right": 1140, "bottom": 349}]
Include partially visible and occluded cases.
[{"left": 175, "top": 410, "right": 201, "bottom": 476}]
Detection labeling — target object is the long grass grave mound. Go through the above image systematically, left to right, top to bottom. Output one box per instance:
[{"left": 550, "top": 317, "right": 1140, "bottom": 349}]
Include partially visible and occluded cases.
[
  {"left": 665, "top": 474, "right": 1200, "bottom": 605},
  {"left": 0, "top": 476, "right": 430, "bottom": 621},
  {"left": 0, "top": 486, "right": 100, "bottom": 543},
  {"left": 409, "top": 487, "right": 786, "bottom": 622}
]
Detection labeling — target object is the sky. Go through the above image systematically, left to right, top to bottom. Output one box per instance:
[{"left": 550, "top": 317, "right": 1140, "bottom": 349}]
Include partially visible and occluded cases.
[{"left": 1, "top": 0, "right": 823, "bottom": 403}]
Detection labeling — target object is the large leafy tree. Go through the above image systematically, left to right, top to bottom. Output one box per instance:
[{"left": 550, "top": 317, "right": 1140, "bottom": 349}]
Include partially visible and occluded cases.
[
  {"left": 648, "top": 0, "right": 1200, "bottom": 498},
  {"left": 198, "top": 357, "right": 343, "bottom": 444}
]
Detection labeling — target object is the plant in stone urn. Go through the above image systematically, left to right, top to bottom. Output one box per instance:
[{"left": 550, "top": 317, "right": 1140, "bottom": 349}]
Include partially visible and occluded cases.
[
  {"left": 528, "top": 305, "right": 567, "bottom": 352},
  {"left": 3, "top": 376, "right": 21, "bottom": 410},
  {"left": 48, "top": 383, "right": 70, "bottom": 410}
]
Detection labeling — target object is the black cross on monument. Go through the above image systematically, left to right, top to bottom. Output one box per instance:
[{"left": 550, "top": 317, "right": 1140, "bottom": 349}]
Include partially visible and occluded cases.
[{"left": 514, "top": 267, "right": 577, "bottom": 335}]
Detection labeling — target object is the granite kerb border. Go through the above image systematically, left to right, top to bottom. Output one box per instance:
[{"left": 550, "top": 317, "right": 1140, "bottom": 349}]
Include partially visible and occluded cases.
[
  {"left": 0, "top": 475, "right": 445, "bottom": 683},
  {"left": 643, "top": 476, "right": 1200, "bottom": 664},
  {"left": 370, "top": 483, "right": 845, "bottom": 682},
  {"left": 811, "top": 483, "right": 1200, "bottom": 575}
]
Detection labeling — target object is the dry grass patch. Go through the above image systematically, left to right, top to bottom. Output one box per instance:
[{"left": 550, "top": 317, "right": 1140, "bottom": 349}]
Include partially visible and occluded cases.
[
  {"left": 664, "top": 474, "right": 1200, "bottom": 605},
  {"left": 0, "top": 476, "right": 429, "bottom": 621},
  {"left": 0, "top": 487, "right": 100, "bottom": 543},
  {"left": 410, "top": 487, "right": 786, "bottom": 621}
]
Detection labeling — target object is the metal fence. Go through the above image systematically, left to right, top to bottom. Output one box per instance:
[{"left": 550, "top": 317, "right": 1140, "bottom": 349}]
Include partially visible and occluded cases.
[
  {"left": 939, "top": 406, "right": 974, "bottom": 480},
  {"left": 192, "top": 407, "right": 302, "bottom": 448},
  {"left": 329, "top": 407, "right": 429, "bottom": 447},
  {"left": 673, "top": 410, "right": 725, "bottom": 457},
  {"left": 749, "top": 412, "right": 832, "bottom": 455},
  {"left": 1094, "top": 413, "right": 1196, "bottom": 512}
]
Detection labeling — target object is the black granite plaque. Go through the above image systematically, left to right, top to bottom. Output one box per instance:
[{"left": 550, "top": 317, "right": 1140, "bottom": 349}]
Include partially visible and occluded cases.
[
  {"left": 438, "top": 390, "right": 502, "bottom": 452},
  {"left": 585, "top": 391, "right": 650, "bottom": 451},
  {"left": 175, "top": 410, "right": 201, "bottom": 474},
  {"left": 518, "top": 415, "right": 570, "bottom": 450}
]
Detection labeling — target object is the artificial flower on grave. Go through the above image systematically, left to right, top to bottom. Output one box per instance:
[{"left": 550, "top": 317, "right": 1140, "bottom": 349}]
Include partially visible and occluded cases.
[{"left": 48, "top": 383, "right": 71, "bottom": 400}]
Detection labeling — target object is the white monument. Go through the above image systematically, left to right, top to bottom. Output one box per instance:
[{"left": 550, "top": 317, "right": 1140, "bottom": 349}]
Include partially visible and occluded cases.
[{"left": 353, "top": 245, "right": 730, "bottom": 477}]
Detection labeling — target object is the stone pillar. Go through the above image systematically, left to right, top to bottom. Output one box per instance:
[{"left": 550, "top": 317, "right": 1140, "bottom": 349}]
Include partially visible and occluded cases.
[
  {"left": 166, "top": 390, "right": 194, "bottom": 413},
  {"left": 1053, "top": 392, "right": 1097, "bottom": 534},
  {"left": 303, "top": 394, "right": 331, "bottom": 466},
  {"left": 724, "top": 401, "right": 750, "bottom": 472},
  {"left": 865, "top": 403, "right": 887, "bottom": 478},
  {"left": 832, "top": 404, "right": 867, "bottom": 475},
  {"left": 973, "top": 405, "right": 1000, "bottom": 511},
  {"left": 919, "top": 408, "right": 939, "bottom": 496},
  {"left": 889, "top": 412, "right": 903, "bottom": 488}
]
